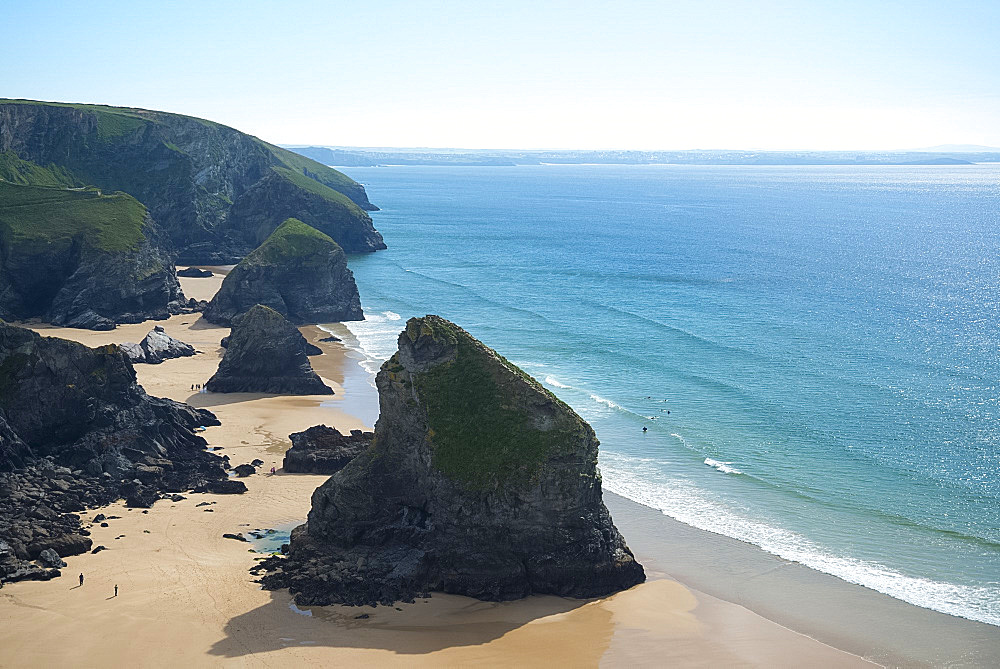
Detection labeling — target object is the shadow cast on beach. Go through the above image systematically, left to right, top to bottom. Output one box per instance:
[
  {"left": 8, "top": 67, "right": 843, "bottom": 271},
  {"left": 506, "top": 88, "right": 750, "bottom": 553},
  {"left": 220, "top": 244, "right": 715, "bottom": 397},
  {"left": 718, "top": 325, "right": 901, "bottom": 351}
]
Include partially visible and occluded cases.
[{"left": 207, "top": 589, "right": 593, "bottom": 659}]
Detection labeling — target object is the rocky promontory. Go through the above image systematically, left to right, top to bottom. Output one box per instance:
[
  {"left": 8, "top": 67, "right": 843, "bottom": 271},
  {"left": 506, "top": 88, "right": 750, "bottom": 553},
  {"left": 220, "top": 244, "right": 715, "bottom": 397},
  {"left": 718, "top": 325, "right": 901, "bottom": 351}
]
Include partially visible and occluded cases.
[
  {"left": 0, "top": 99, "right": 384, "bottom": 263},
  {"left": 0, "top": 181, "right": 185, "bottom": 330},
  {"left": 203, "top": 218, "right": 363, "bottom": 326},
  {"left": 205, "top": 305, "right": 333, "bottom": 395},
  {"left": 258, "top": 315, "right": 644, "bottom": 605},
  {"left": 0, "top": 321, "right": 233, "bottom": 584},
  {"left": 120, "top": 325, "right": 196, "bottom": 364},
  {"left": 283, "top": 425, "right": 373, "bottom": 474}
]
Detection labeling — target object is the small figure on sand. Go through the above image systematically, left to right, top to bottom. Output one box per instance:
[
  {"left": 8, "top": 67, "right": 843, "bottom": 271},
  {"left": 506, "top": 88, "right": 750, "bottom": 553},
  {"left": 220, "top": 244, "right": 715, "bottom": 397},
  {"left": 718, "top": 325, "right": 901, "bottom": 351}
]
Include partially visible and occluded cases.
[
  {"left": 191, "top": 384, "right": 195, "bottom": 390},
  {"left": 270, "top": 466, "right": 276, "bottom": 475},
  {"left": 79, "top": 573, "right": 84, "bottom": 587},
  {"left": 114, "top": 584, "right": 118, "bottom": 597}
]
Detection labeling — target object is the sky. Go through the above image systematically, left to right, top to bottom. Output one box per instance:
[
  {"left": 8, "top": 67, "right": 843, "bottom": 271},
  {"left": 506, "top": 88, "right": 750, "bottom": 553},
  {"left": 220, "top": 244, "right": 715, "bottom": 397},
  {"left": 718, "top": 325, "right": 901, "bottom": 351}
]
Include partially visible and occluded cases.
[{"left": 3, "top": 0, "right": 1000, "bottom": 150}]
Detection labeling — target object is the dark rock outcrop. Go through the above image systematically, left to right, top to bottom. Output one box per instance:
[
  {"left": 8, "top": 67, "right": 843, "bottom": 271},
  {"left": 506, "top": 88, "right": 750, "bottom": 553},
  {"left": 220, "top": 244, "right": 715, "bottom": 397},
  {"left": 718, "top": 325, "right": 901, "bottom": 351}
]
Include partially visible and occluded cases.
[
  {"left": 0, "top": 100, "right": 383, "bottom": 263},
  {"left": 0, "top": 182, "right": 185, "bottom": 330},
  {"left": 203, "top": 218, "right": 363, "bottom": 326},
  {"left": 177, "top": 267, "right": 213, "bottom": 278},
  {"left": 205, "top": 305, "right": 332, "bottom": 395},
  {"left": 259, "top": 316, "right": 644, "bottom": 606},
  {"left": 0, "top": 321, "right": 235, "bottom": 584},
  {"left": 120, "top": 325, "right": 196, "bottom": 364},
  {"left": 283, "top": 425, "right": 372, "bottom": 474},
  {"left": 232, "top": 464, "right": 256, "bottom": 477}
]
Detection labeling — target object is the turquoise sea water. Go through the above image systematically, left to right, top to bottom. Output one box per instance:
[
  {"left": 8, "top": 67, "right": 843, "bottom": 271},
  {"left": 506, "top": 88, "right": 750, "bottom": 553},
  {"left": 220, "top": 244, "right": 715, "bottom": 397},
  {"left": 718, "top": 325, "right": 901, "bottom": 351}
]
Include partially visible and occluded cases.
[{"left": 335, "top": 164, "right": 1000, "bottom": 626}]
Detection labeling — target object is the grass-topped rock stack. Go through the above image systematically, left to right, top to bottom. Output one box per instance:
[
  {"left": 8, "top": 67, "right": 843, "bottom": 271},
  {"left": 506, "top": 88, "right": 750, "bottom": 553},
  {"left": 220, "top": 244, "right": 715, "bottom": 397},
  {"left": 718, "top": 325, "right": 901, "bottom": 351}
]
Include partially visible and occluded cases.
[
  {"left": 0, "top": 99, "right": 384, "bottom": 263},
  {"left": 0, "top": 181, "right": 184, "bottom": 330},
  {"left": 203, "top": 218, "right": 363, "bottom": 326},
  {"left": 205, "top": 304, "right": 333, "bottom": 395},
  {"left": 258, "top": 315, "right": 644, "bottom": 606}
]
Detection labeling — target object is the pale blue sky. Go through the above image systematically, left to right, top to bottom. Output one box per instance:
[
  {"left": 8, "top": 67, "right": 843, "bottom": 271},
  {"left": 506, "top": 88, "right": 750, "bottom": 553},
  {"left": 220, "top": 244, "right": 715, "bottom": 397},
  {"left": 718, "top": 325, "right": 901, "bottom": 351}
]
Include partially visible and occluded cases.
[{"left": 4, "top": 1, "right": 999, "bottom": 149}]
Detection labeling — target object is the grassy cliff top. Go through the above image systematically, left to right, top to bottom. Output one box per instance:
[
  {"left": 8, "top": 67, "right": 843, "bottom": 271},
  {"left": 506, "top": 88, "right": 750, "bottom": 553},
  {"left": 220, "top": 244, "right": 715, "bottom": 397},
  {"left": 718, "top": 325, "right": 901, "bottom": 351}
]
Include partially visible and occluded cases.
[
  {"left": 0, "top": 99, "right": 366, "bottom": 199},
  {"left": 0, "top": 181, "right": 146, "bottom": 253},
  {"left": 241, "top": 217, "right": 343, "bottom": 267},
  {"left": 395, "top": 316, "right": 592, "bottom": 490}
]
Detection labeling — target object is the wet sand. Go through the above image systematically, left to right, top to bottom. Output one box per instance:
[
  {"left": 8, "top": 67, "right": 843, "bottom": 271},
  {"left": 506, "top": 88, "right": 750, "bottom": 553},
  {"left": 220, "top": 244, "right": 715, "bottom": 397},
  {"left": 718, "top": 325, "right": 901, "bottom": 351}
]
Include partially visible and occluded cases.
[{"left": 1, "top": 272, "right": 881, "bottom": 667}]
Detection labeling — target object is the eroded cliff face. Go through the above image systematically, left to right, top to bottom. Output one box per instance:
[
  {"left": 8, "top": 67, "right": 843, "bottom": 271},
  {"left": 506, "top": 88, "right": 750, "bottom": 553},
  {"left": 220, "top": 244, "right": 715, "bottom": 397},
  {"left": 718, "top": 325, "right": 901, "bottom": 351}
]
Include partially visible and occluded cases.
[
  {"left": 0, "top": 100, "right": 384, "bottom": 263},
  {"left": 0, "top": 183, "right": 185, "bottom": 330},
  {"left": 204, "top": 218, "right": 363, "bottom": 326},
  {"left": 259, "top": 315, "right": 644, "bottom": 606},
  {"left": 0, "top": 322, "right": 234, "bottom": 583}
]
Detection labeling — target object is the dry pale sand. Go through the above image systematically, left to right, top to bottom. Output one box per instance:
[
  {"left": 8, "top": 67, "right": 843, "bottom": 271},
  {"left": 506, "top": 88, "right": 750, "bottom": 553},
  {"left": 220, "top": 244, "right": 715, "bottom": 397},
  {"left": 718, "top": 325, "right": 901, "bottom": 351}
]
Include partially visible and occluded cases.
[{"left": 0, "top": 272, "right": 875, "bottom": 668}]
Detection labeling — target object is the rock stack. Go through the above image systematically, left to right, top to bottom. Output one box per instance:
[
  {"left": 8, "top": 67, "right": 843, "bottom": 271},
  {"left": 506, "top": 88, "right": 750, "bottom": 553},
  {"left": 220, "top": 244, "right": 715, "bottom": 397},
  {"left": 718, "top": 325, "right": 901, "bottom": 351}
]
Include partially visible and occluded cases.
[
  {"left": 203, "top": 218, "right": 363, "bottom": 326},
  {"left": 205, "top": 305, "right": 333, "bottom": 395},
  {"left": 258, "top": 315, "right": 644, "bottom": 606}
]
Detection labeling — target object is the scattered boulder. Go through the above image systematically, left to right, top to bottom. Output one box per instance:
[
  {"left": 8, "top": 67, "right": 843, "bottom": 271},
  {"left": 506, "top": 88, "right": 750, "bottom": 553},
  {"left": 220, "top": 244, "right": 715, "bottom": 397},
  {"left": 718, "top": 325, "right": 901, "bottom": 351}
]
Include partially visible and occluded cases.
[
  {"left": 177, "top": 267, "right": 214, "bottom": 278},
  {"left": 205, "top": 305, "right": 333, "bottom": 395},
  {"left": 259, "top": 316, "right": 645, "bottom": 607},
  {"left": 119, "top": 326, "right": 196, "bottom": 364},
  {"left": 318, "top": 335, "right": 340, "bottom": 343},
  {"left": 283, "top": 425, "right": 373, "bottom": 474},
  {"left": 250, "top": 459, "right": 264, "bottom": 467},
  {"left": 232, "top": 464, "right": 256, "bottom": 477},
  {"left": 194, "top": 480, "right": 247, "bottom": 495},
  {"left": 223, "top": 533, "right": 248, "bottom": 542},
  {"left": 90, "top": 545, "right": 107, "bottom": 554},
  {"left": 37, "top": 548, "right": 66, "bottom": 568}
]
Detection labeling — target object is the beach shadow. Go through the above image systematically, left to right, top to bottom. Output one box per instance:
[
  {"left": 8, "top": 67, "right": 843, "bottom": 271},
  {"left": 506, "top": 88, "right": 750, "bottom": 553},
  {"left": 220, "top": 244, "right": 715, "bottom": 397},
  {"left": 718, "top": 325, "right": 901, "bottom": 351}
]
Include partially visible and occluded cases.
[
  {"left": 188, "top": 315, "right": 224, "bottom": 331},
  {"left": 70, "top": 585, "right": 82, "bottom": 590},
  {"left": 207, "top": 589, "right": 591, "bottom": 659}
]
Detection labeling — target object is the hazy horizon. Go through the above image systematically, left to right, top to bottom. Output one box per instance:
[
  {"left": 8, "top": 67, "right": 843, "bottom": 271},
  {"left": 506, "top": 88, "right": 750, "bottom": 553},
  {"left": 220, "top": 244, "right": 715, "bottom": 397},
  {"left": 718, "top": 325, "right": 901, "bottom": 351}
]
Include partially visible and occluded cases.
[{"left": 4, "top": 1, "right": 1000, "bottom": 151}]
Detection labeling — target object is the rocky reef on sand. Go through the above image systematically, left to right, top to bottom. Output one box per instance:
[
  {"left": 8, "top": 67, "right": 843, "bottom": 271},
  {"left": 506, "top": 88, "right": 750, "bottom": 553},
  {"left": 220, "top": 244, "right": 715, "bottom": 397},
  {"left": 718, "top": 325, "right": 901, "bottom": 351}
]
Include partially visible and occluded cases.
[
  {"left": 203, "top": 218, "right": 363, "bottom": 326},
  {"left": 205, "top": 305, "right": 333, "bottom": 395},
  {"left": 257, "top": 315, "right": 644, "bottom": 606},
  {"left": 0, "top": 321, "right": 237, "bottom": 585},
  {"left": 283, "top": 425, "right": 373, "bottom": 474}
]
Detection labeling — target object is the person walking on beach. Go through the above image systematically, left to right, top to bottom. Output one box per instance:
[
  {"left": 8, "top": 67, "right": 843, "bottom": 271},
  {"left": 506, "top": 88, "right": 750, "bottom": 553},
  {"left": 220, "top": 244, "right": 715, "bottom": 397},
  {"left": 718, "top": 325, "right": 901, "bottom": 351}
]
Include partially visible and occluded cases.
[
  {"left": 78, "top": 573, "right": 84, "bottom": 587},
  {"left": 114, "top": 584, "right": 118, "bottom": 597}
]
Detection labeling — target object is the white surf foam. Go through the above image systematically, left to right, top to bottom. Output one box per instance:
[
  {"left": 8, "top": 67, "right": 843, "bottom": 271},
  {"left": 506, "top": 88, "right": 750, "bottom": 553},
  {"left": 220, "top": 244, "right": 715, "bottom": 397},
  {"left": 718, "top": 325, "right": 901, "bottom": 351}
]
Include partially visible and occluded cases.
[
  {"left": 544, "top": 375, "right": 573, "bottom": 389},
  {"left": 589, "top": 393, "right": 623, "bottom": 411},
  {"left": 599, "top": 451, "right": 1000, "bottom": 627},
  {"left": 704, "top": 458, "right": 743, "bottom": 475}
]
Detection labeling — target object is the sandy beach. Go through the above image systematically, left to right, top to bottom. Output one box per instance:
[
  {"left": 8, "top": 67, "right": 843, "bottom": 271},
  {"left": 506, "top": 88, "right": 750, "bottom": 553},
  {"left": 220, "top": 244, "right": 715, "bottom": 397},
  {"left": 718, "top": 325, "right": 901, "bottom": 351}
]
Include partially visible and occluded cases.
[{"left": 0, "top": 271, "right": 949, "bottom": 667}]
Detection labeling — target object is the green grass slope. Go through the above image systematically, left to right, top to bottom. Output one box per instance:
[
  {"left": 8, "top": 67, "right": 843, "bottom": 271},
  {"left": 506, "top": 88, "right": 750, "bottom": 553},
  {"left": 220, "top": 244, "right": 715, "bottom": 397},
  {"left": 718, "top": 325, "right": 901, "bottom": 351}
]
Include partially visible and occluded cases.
[
  {"left": 0, "top": 182, "right": 145, "bottom": 253},
  {"left": 243, "top": 217, "right": 342, "bottom": 266}
]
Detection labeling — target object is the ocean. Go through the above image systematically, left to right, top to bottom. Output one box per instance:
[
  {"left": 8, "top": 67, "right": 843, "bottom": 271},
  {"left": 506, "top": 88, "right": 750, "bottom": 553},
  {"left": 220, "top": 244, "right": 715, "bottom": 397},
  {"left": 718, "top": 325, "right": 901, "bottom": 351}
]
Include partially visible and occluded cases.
[{"left": 332, "top": 163, "right": 1000, "bottom": 627}]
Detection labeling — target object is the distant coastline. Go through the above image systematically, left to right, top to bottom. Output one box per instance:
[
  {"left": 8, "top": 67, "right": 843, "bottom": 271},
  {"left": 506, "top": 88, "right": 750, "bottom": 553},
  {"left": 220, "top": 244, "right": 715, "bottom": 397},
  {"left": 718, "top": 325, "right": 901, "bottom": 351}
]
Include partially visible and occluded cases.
[{"left": 284, "top": 144, "right": 992, "bottom": 168}]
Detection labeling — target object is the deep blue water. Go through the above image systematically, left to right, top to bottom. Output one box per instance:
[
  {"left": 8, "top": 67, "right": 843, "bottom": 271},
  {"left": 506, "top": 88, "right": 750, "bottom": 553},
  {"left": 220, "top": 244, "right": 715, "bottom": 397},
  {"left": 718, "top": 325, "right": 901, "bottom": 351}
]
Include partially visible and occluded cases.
[{"left": 336, "top": 164, "right": 1000, "bottom": 625}]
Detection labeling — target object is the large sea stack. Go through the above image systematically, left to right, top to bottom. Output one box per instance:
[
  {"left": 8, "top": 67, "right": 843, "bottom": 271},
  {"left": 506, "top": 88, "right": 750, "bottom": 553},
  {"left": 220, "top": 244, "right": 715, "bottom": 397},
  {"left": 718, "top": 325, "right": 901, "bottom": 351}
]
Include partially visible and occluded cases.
[
  {"left": 0, "top": 99, "right": 384, "bottom": 263},
  {"left": 0, "top": 181, "right": 184, "bottom": 330},
  {"left": 203, "top": 218, "right": 363, "bottom": 326},
  {"left": 205, "top": 305, "right": 333, "bottom": 395},
  {"left": 260, "top": 315, "right": 644, "bottom": 606},
  {"left": 0, "top": 321, "right": 233, "bottom": 583}
]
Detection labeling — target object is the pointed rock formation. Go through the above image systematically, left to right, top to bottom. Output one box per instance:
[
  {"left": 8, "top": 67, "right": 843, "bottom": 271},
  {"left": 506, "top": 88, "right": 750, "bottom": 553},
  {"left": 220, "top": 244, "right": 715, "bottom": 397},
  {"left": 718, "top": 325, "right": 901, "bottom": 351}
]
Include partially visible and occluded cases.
[
  {"left": 202, "top": 218, "right": 363, "bottom": 326},
  {"left": 205, "top": 305, "right": 332, "bottom": 394},
  {"left": 259, "top": 315, "right": 644, "bottom": 606},
  {"left": 120, "top": 325, "right": 196, "bottom": 364}
]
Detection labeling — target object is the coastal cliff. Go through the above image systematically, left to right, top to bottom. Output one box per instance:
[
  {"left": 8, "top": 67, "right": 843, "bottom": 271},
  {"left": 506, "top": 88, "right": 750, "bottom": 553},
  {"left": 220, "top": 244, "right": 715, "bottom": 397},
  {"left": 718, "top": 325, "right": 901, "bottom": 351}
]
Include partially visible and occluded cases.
[
  {"left": 0, "top": 99, "right": 384, "bottom": 263},
  {"left": 0, "top": 181, "right": 184, "bottom": 330},
  {"left": 204, "top": 218, "right": 363, "bottom": 326},
  {"left": 259, "top": 315, "right": 644, "bottom": 605},
  {"left": 0, "top": 321, "right": 233, "bottom": 583}
]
